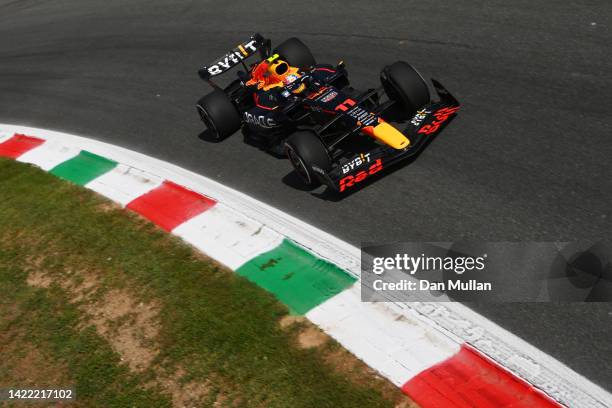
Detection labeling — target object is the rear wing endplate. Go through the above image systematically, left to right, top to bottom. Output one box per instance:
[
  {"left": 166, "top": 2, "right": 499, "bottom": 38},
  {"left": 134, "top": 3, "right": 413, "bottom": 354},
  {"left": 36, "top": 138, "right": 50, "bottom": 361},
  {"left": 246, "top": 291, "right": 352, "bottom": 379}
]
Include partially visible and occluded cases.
[{"left": 198, "top": 33, "right": 268, "bottom": 81}]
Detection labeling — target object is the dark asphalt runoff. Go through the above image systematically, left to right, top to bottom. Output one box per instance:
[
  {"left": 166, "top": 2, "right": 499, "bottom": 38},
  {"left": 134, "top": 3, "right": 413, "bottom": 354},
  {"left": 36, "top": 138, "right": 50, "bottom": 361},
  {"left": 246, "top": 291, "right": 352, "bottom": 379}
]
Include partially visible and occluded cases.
[{"left": 1, "top": 0, "right": 611, "bottom": 391}]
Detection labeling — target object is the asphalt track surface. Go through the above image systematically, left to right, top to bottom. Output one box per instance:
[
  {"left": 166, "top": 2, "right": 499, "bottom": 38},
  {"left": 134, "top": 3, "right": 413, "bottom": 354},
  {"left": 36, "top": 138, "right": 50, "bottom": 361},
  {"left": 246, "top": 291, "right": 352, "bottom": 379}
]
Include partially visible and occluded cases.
[{"left": 1, "top": 0, "right": 611, "bottom": 392}]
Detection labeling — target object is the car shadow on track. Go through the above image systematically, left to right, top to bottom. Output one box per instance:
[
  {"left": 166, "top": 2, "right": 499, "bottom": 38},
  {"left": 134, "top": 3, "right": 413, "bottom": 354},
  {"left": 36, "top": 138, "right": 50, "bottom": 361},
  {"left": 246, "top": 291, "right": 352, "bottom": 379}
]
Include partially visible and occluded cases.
[
  {"left": 197, "top": 128, "right": 318, "bottom": 192},
  {"left": 197, "top": 129, "right": 220, "bottom": 143},
  {"left": 281, "top": 172, "right": 320, "bottom": 192}
]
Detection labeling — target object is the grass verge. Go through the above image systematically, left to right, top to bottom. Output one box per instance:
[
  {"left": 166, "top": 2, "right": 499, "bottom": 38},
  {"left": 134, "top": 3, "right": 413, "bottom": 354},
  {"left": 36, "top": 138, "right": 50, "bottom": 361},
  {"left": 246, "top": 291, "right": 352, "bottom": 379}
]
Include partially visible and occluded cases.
[{"left": 0, "top": 158, "right": 414, "bottom": 408}]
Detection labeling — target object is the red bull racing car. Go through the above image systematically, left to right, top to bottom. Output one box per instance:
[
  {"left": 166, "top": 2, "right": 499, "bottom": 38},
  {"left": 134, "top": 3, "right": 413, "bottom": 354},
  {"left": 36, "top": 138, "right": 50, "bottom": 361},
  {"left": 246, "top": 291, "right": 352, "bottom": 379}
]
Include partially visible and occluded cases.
[{"left": 196, "top": 33, "right": 460, "bottom": 193}]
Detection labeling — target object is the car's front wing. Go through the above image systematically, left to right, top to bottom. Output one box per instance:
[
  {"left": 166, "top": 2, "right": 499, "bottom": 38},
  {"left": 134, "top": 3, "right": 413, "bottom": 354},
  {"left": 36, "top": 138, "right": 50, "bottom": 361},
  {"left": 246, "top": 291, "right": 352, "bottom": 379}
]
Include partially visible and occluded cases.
[{"left": 315, "top": 80, "right": 461, "bottom": 193}]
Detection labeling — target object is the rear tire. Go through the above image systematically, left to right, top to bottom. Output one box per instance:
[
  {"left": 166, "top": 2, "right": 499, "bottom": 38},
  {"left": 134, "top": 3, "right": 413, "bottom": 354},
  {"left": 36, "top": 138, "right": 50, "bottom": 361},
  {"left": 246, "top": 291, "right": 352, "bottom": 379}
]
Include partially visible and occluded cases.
[
  {"left": 273, "top": 38, "right": 316, "bottom": 70},
  {"left": 381, "top": 61, "right": 430, "bottom": 114},
  {"left": 196, "top": 90, "right": 241, "bottom": 141},
  {"left": 284, "top": 131, "right": 331, "bottom": 187}
]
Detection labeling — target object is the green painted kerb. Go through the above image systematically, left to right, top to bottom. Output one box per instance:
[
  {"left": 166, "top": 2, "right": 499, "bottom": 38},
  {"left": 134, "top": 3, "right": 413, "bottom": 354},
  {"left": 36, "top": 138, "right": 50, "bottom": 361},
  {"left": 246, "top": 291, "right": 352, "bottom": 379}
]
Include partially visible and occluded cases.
[
  {"left": 50, "top": 151, "right": 117, "bottom": 186},
  {"left": 236, "top": 239, "right": 356, "bottom": 315}
]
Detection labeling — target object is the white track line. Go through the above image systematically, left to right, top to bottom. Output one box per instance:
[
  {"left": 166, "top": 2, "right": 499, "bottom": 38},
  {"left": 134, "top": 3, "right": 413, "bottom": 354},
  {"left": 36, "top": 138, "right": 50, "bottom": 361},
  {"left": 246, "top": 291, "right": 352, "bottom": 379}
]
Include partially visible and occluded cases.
[
  {"left": 17, "top": 138, "right": 81, "bottom": 170},
  {"left": 86, "top": 164, "right": 164, "bottom": 207},
  {"left": 173, "top": 204, "right": 284, "bottom": 270},
  {"left": 307, "top": 284, "right": 460, "bottom": 386}
]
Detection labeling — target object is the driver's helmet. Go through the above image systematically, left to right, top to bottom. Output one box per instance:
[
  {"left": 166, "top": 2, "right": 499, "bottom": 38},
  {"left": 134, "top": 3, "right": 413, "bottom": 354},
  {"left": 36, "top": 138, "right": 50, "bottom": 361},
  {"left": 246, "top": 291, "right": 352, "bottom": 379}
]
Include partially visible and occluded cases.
[{"left": 266, "top": 56, "right": 299, "bottom": 85}]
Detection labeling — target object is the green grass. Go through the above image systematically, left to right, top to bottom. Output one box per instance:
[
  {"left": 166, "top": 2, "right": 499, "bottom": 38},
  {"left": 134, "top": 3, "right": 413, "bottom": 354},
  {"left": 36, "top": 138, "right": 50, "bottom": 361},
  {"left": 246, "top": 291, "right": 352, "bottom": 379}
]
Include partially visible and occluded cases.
[
  {"left": 0, "top": 158, "right": 403, "bottom": 408},
  {"left": 0, "top": 272, "right": 170, "bottom": 407}
]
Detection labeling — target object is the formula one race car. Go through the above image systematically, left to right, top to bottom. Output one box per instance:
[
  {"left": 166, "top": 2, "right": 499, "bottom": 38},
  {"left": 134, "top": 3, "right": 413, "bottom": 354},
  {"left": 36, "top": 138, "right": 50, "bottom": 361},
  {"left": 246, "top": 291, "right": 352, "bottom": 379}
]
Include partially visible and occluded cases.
[{"left": 196, "top": 33, "right": 460, "bottom": 193}]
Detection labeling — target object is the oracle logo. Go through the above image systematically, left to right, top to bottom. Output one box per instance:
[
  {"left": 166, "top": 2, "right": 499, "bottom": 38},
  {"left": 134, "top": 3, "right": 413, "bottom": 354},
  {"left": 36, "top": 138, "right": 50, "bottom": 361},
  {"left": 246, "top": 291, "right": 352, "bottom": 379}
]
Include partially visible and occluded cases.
[{"left": 243, "top": 112, "right": 277, "bottom": 128}]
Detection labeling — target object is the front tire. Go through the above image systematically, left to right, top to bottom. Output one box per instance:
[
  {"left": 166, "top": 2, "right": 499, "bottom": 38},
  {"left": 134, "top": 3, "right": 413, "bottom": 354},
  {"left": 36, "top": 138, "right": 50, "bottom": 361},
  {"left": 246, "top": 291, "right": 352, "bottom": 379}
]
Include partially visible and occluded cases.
[
  {"left": 273, "top": 38, "right": 316, "bottom": 70},
  {"left": 381, "top": 61, "right": 431, "bottom": 114},
  {"left": 196, "top": 90, "right": 241, "bottom": 141},
  {"left": 284, "top": 131, "right": 331, "bottom": 187}
]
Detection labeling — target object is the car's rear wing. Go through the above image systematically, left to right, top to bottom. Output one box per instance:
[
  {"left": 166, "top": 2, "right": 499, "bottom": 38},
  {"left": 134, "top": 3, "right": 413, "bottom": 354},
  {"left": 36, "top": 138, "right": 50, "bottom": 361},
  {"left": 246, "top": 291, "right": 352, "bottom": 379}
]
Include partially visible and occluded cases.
[{"left": 198, "top": 33, "right": 269, "bottom": 85}]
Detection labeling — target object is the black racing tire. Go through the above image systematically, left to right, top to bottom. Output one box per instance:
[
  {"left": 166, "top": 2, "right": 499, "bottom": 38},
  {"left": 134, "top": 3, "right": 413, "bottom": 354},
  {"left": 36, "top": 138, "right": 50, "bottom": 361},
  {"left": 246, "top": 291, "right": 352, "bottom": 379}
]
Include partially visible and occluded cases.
[
  {"left": 273, "top": 38, "right": 316, "bottom": 70},
  {"left": 381, "top": 61, "right": 431, "bottom": 114},
  {"left": 196, "top": 90, "right": 241, "bottom": 141},
  {"left": 284, "top": 131, "right": 331, "bottom": 187}
]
